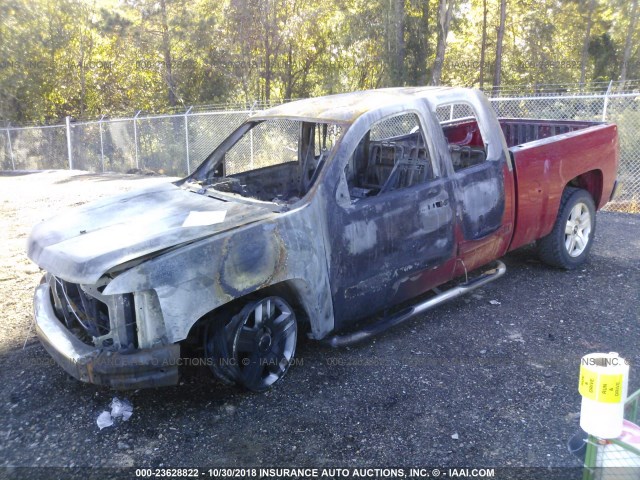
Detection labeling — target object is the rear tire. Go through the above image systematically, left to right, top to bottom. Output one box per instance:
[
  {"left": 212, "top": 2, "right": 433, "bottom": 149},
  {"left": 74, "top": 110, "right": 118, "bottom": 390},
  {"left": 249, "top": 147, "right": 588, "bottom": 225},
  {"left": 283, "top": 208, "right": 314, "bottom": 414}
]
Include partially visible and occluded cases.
[{"left": 537, "top": 187, "right": 596, "bottom": 269}]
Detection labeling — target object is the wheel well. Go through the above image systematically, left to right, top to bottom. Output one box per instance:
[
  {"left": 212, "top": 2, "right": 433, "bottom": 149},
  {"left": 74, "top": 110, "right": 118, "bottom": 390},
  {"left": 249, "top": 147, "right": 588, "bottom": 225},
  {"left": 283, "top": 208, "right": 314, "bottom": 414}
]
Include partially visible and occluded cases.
[
  {"left": 567, "top": 170, "right": 603, "bottom": 207},
  {"left": 184, "top": 280, "right": 311, "bottom": 344},
  {"left": 249, "top": 280, "right": 311, "bottom": 325}
]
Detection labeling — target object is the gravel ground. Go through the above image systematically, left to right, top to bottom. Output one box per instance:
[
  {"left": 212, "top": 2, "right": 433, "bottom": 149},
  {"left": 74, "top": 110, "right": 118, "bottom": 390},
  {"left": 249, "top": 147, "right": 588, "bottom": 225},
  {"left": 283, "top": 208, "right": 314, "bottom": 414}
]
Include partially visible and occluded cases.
[{"left": 0, "top": 171, "right": 638, "bottom": 477}]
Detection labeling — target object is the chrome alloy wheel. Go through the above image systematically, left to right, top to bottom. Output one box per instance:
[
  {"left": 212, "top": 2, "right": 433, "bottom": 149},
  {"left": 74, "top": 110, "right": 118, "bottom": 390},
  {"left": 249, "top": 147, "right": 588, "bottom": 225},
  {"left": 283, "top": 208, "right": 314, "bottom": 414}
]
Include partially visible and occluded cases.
[
  {"left": 564, "top": 202, "right": 592, "bottom": 257},
  {"left": 206, "top": 296, "right": 297, "bottom": 391}
]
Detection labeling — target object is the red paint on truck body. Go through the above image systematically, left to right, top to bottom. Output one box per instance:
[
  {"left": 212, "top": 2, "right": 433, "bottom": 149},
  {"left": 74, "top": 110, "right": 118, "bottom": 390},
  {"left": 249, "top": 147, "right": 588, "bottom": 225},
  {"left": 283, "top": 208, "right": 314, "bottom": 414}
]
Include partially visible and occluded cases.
[
  {"left": 436, "top": 116, "right": 617, "bottom": 258},
  {"left": 506, "top": 121, "right": 618, "bottom": 251}
]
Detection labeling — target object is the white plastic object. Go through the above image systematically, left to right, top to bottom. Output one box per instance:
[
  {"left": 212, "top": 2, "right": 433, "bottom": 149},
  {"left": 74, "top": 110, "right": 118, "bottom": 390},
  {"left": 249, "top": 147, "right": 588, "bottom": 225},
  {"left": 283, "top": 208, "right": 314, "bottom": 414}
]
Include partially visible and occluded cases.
[{"left": 579, "top": 352, "right": 629, "bottom": 439}]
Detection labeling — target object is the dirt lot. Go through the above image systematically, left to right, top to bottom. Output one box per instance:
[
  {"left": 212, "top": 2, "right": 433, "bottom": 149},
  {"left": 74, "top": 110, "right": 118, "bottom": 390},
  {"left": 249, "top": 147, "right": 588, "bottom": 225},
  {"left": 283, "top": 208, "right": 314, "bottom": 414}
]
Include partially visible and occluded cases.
[{"left": 0, "top": 171, "right": 638, "bottom": 477}]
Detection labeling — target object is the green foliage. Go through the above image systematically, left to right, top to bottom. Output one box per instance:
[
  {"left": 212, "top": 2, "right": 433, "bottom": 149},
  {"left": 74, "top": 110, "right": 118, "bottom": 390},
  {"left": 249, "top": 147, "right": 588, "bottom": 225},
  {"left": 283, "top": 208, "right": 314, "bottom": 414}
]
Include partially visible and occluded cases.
[
  {"left": 0, "top": 0, "right": 637, "bottom": 123},
  {"left": 589, "top": 33, "right": 619, "bottom": 81}
]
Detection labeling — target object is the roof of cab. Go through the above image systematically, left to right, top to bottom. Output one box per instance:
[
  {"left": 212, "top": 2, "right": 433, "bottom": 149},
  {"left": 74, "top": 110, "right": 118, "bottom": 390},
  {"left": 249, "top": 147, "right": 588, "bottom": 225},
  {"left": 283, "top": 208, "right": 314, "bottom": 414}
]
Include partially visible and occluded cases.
[{"left": 252, "top": 86, "right": 459, "bottom": 123}]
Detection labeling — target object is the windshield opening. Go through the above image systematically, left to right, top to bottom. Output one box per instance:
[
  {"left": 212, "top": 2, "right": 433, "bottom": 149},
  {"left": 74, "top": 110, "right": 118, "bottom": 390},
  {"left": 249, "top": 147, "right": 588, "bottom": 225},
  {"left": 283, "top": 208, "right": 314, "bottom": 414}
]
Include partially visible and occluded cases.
[{"left": 189, "top": 119, "right": 343, "bottom": 205}]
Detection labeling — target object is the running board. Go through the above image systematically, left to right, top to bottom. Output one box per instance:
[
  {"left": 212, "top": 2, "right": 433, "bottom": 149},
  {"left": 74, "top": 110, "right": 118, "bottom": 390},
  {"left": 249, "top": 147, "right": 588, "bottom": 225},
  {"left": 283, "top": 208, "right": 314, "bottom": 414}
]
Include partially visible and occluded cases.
[{"left": 322, "top": 260, "right": 507, "bottom": 348}]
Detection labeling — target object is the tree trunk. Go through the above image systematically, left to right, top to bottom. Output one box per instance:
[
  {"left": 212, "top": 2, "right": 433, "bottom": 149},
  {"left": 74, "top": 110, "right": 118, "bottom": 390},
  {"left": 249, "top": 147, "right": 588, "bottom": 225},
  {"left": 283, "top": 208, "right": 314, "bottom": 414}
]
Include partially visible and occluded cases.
[
  {"left": 159, "top": 0, "right": 176, "bottom": 107},
  {"left": 394, "top": 0, "right": 405, "bottom": 85},
  {"left": 420, "top": 0, "right": 430, "bottom": 84},
  {"left": 431, "top": 0, "right": 454, "bottom": 85},
  {"left": 479, "top": 0, "right": 488, "bottom": 89},
  {"left": 493, "top": 0, "right": 507, "bottom": 95},
  {"left": 579, "top": 0, "right": 595, "bottom": 87},
  {"left": 620, "top": 0, "right": 638, "bottom": 83},
  {"left": 261, "top": 1, "right": 276, "bottom": 103},
  {"left": 79, "top": 30, "right": 86, "bottom": 117},
  {"left": 285, "top": 43, "right": 293, "bottom": 100},
  {"left": 264, "top": 46, "right": 272, "bottom": 103}
]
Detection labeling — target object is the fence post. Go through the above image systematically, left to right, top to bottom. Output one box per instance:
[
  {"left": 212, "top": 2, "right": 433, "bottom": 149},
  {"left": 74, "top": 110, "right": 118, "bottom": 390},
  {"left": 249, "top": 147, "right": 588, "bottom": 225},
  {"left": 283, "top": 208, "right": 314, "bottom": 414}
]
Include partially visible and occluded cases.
[
  {"left": 602, "top": 80, "right": 613, "bottom": 122},
  {"left": 249, "top": 101, "right": 258, "bottom": 169},
  {"left": 184, "top": 106, "right": 193, "bottom": 175},
  {"left": 133, "top": 110, "right": 141, "bottom": 170},
  {"left": 99, "top": 114, "right": 105, "bottom": 172},
  {"left": 65, "top": 116, "right": 73, "bottom": 170},
  {"left": 5, "top": 126, "right": 15, "bottom": 170}
]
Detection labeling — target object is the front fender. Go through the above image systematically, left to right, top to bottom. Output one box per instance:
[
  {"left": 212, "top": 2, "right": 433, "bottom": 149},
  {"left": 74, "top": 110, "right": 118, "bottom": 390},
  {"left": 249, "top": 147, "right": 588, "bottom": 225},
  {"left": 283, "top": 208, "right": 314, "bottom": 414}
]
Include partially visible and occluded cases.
[{"left": 104, "top": 205, "right": 334, "bottom": 342}]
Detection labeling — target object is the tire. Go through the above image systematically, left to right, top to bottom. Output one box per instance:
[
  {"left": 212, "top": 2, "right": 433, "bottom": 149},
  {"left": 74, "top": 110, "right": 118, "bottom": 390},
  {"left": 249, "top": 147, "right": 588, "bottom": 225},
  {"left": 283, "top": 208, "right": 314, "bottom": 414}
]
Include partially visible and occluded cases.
[
  {"left": 536, "top": 187, "right": 596, "bottom": 269},
  {"left": 204, "top": 296, "right": 297, "bottom": 392}
]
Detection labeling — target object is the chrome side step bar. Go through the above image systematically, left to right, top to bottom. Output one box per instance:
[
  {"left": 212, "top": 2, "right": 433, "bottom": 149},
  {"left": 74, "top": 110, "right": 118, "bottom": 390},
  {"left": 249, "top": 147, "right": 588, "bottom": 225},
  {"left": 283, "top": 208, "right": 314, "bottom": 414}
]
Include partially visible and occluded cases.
[{"left": 322, "top": 260, "right": 507, "bottom": 348}]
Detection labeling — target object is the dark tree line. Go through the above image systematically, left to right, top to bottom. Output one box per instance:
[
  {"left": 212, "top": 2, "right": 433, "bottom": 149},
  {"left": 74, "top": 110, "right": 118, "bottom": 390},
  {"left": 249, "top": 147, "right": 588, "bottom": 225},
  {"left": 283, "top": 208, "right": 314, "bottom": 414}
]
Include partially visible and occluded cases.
[{"left": 0, "top": 0, "right": 637, "bottom": 123}]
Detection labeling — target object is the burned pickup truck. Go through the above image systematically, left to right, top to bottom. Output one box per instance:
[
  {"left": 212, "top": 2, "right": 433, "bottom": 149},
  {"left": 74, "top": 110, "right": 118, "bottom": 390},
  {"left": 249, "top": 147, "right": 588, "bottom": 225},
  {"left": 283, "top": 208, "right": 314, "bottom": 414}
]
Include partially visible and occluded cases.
[{"left": 28, "top": 87, "right": 618, "bottom": 391}]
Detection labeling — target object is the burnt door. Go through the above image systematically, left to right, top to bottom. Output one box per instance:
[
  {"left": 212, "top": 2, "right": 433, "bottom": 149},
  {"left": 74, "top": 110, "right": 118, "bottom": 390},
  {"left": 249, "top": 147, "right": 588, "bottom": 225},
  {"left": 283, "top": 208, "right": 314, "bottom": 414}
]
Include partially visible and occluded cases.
[
  {"left": 434, "top": 98, "right": 512, "bottom": 272},
  {"left": 327, "top": 112, "right": 456, "bottom": 328},
  {"left": 452, "top": 157, "right": 506, "bottom": 240}
]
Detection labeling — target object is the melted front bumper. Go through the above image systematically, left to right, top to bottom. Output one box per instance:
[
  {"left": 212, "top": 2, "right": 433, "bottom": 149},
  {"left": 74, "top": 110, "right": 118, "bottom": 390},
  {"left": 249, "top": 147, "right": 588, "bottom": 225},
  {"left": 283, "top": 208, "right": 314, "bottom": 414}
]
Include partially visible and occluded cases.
[{"left": 33, "top": 283, "right": 180, "bottom": 390}]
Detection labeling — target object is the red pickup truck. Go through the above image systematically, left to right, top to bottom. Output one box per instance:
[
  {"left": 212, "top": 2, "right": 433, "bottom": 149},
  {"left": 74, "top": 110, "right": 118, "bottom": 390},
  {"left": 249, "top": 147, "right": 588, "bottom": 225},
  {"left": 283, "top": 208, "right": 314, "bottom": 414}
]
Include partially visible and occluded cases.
[{"left": 28, "top": 87, "right": 618, "bottom": 391}]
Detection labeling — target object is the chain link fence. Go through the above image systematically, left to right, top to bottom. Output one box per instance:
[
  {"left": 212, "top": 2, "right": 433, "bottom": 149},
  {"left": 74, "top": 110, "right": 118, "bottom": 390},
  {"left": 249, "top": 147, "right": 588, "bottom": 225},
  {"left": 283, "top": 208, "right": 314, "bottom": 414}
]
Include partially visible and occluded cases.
[
  {"left": 1, "top": 91, "right": 638, "bottom": 212},
  {"left": 490, "top": 93, "right": 639, "bottom": 212}
]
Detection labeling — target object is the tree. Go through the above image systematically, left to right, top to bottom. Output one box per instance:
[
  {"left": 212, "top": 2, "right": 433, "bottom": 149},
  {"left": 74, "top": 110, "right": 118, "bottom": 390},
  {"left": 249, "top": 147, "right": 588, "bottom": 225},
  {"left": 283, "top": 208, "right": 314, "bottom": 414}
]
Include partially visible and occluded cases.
[
  {"left": 0, "top": 0, "right": 637, "bottom": 124},
  {"left": 159, "top": 0, "right": 177, "bottom": 106},
  {"left": 393, "top": 0, "right": 406, "bottom": 85},
  {"left": 404, "top": 0, "right": 431, "bottom": 85},
  {"left": 431, "top": 0, "right": 454, "bottom": 85},
  {"left": 479, "top": 0, "right": 488, "bottom": 89},
  {"left": 493, "top": 0, "right": 506, "bottom": 93},
  {"left": 580, "top": 0, "right": 596, "bottom": 86},
  {"left": 619, "top": 0, "right": 638, "bottom": 82},
  {"left": 279, "top": 1, "right": 333, "bottom": 99},
  {"left": 590, "top": 33, "right": 618, "bottom": 81}
]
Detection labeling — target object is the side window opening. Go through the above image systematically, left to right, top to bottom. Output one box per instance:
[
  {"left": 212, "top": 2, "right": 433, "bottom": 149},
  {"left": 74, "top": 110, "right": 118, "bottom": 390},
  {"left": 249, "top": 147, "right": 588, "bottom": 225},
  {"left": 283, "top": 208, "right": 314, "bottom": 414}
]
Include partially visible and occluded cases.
[
  {"left": 436, "top": 103, "right": 487, "bottom": 172},
  {"left": 344, "top": 113, "right": 434, "bottom": 201}
]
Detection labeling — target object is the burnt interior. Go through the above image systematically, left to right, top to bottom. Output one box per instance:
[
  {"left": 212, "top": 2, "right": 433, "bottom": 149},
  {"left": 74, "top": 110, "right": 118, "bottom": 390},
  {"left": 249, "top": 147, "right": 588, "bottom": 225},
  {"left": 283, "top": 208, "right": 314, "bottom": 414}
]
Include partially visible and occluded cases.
[
  {"left": 195, "top": 114, "right": 598, "bottom": 206},
  {"left": 440, "top": 118, "right": 487, "bottom": 171},
  {"left": 200, "top": 120, "right": 340, "bottom": 205},
  {"left": 345, "top": 130, "right": 434, "bottom": 199},
  {"left": 209, "top": 161, "right": 303, "bottom": 204}
]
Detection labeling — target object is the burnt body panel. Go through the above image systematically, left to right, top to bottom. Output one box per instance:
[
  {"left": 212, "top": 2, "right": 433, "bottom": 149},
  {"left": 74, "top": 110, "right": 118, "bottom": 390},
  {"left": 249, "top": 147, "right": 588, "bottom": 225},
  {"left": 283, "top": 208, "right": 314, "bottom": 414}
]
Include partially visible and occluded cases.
[
  {"left": 423, "top": 89, "right": 515, "bottom": 273},
  {"left": 323, "top": 100, "right": 457, "bottom": 327},
  {"left": 452, "top": 161, "right": 506, "bottom": 241},
  {"left": 328, "top": 178, "right": 456, "bottom": 327},
  {"left": 27, "top": 183, "right": 275, "bottom": 285},
  {"left": 103, "top": 193, "right": 335, "bottom": 341}
]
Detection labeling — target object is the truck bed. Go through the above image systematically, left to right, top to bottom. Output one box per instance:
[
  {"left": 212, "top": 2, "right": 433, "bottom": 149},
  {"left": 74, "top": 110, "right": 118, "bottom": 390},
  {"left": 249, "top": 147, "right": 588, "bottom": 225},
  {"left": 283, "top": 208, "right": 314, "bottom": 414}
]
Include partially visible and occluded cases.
[
  {"left": 499, "top": 118, "right": 600, "bottom": 147},
  {"left": 503, "top": 119, "right": 618, "bottom": 250}
]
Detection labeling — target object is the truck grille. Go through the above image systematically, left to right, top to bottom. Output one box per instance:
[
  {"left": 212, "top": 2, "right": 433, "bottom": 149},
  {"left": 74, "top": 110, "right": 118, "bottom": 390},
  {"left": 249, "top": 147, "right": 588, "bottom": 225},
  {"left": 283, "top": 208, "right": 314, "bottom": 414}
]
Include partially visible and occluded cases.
[{"left": 51, "top": 277, "right": 112, "bottom": 339}]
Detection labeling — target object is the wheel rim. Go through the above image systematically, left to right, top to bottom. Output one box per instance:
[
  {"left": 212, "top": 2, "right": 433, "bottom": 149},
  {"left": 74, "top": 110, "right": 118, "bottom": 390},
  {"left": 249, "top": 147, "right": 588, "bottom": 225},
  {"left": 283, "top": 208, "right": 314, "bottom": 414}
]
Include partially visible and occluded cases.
[
  {"left": 564, "top": 202, "right": 591, "bottom": 257},
  {"left": 231, "top": 297, "right": 297, "bottom": 391}
]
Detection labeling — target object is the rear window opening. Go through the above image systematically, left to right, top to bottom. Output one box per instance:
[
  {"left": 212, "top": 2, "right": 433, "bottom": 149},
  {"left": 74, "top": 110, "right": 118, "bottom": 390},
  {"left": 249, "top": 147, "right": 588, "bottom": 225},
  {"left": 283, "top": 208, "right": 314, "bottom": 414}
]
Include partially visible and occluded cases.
[{"left": 436, "top": 104, "right": 487, "bottom": 172}]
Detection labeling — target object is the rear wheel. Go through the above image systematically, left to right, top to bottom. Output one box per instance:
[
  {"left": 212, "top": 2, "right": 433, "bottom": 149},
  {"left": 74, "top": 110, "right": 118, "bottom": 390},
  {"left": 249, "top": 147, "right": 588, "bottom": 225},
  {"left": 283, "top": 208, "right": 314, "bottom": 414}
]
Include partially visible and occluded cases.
[
  {"left": 537, "top": 187, "right": 596, "bottom": 269},
  {"left": 204, "top": 296, "right": 297, "bottom": 392}
]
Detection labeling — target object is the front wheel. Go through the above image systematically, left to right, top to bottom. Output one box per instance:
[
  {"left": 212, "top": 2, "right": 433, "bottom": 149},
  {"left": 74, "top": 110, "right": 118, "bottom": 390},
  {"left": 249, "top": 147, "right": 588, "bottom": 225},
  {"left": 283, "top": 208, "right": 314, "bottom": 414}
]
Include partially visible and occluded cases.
[
  {"left": 537, "top": 187, "right": 596, "bottom": 269},
  {"left": 204, "top": 296, "right": 297, "bottom": 392}
]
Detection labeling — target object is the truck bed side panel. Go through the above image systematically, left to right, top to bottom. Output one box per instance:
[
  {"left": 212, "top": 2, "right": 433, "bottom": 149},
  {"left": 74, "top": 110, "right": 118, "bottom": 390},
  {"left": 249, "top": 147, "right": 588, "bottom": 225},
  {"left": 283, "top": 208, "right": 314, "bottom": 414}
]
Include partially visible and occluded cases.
[{"left": 508, "top": 123, "right": 618, "bottom": 251}]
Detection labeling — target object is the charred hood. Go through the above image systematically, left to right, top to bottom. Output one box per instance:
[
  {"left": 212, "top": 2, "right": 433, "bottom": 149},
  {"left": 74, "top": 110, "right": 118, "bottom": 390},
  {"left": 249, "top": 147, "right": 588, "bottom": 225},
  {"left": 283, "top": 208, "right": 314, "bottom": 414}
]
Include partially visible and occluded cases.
[{"left": 27, "top": 183, "right": 275, "bottom": 285}]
